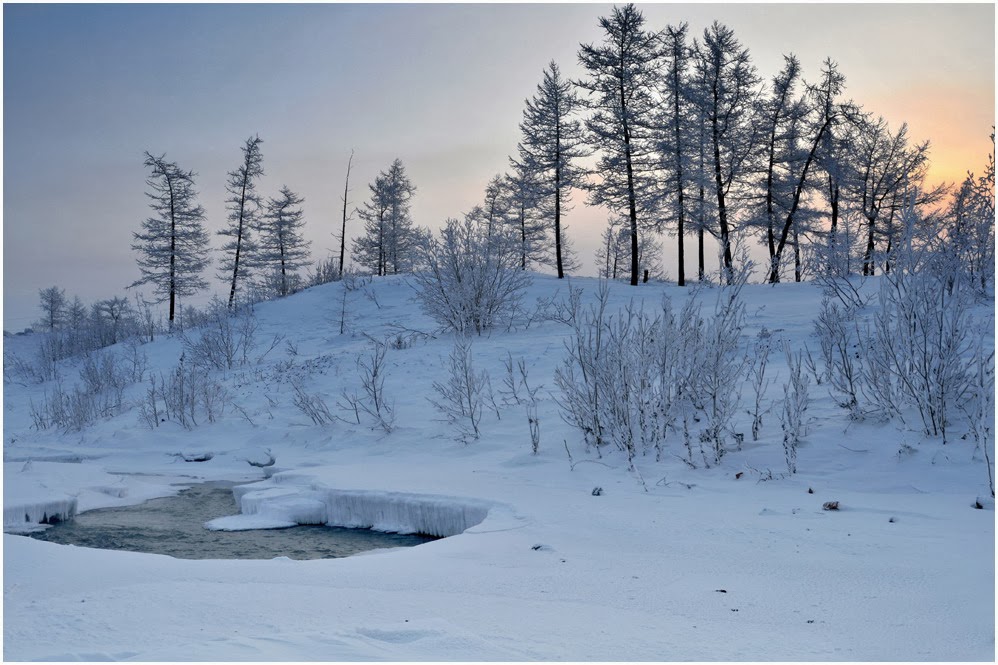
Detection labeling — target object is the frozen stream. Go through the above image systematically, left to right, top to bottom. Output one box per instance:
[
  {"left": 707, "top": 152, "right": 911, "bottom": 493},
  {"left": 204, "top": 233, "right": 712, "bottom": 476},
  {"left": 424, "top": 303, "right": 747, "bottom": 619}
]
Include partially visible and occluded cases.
[{"left": 26, "top": 481, "right": 436, "bottom": 559}]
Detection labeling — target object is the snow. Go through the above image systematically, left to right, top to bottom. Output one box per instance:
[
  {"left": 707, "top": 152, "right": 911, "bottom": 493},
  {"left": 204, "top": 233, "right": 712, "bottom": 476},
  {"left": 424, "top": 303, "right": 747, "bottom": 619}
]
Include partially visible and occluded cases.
[
  {"left": 2, "top": 273, "right": 994, "bottom": 661},
  {"left": 210, "top": 478, "right": 497, "bottom": 537}
]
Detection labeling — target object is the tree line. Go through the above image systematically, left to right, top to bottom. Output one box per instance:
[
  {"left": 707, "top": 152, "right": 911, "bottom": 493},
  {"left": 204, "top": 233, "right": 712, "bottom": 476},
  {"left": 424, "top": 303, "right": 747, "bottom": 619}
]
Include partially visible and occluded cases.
[{"left": 38, "top": 3, "right": 992, "bottom": 331}]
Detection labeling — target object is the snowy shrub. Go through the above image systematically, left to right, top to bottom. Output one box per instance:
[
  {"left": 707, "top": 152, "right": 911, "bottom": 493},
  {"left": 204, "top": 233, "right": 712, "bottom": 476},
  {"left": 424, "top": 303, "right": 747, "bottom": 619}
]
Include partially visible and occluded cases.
[
  {"left": 413, "top": 216, "right": 531, "bottom": 334},
  {"left": 308, "top": 255, "right": 342, "bottom": 287},
  {"left": 863, "top": 270, "right": 976, "bottom": 442},
  {"left": 555, "top": 276, "right": 750, "bottom": 470},
  {"left": 687, "top": 278, "right": 749, "bottom": 466},
  {"left": 554, "top": 283, "right": 613, "bottom": 454},
  {"left": 89, "top": 297, "right": 140, "bottom": 348},
  {"left": 814, "top": 298, "right": 862, "bottom": 417},
  {"left": 181, "top": 301, "right": 281, "bottom": 371},
  {"left": 181, "top": 302, "right": 257, "bottom": 370},
  {"left": 746, "top": 329, "right": 774, "bottom": 441},
  {"left": 430, "top": 335, "right": 492, "bottom": 442},
  {"left": 122, "top": 339, "right": 149, "bottom": 384},
  {"left": 338, "top": 340, "right": 395, "bottom": 433},
  {"left": 780, "top": 342, "right": 811, "bottom": 474},
  {"left": 959, "top": 344, "right": 995, "bottom": 497},
  {"left": 28, "top": 348, "right": 135, "bottom": 431},
  {"left": 499, "top": 352, "right": 541, "bottom": 407},
  {"left": 136, "top": 353, "right": 229, "bottom": 430},
  {"left": 291, "top": 380, "right": 335, "bottom": 426},
  {"left": 527, "top": 402, "right": 540, "bottom": 454}
]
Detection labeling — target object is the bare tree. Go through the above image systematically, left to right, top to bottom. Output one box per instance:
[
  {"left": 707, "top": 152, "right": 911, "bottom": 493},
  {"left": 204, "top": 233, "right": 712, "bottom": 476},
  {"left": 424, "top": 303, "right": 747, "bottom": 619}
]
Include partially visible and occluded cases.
[{"left": 338, "top": 149, "right": 354, "bottom": 279}]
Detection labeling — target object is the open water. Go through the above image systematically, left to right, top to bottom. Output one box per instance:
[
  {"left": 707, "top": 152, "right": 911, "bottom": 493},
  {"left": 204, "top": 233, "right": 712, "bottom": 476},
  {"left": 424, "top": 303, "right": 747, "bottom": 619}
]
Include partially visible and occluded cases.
[{"left": 27, "top": 481, "right": 436, "bottom": 560}]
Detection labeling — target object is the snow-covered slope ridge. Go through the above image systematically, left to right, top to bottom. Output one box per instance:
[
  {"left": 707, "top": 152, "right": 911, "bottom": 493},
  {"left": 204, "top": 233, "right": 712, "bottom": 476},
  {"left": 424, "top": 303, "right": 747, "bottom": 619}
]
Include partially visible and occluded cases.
[{"left": 2, "top": 273, "right": 993, "bottom": 661}]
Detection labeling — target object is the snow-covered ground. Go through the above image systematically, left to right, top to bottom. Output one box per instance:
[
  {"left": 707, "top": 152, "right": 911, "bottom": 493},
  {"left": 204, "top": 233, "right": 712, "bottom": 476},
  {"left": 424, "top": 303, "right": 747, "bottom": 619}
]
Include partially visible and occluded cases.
[{"left": 3, "top": 274, "right": 994, "bottom": 661}]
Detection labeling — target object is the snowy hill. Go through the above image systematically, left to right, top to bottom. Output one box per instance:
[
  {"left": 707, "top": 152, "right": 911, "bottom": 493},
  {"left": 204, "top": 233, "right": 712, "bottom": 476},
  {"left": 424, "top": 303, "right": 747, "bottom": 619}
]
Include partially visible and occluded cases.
[{"left": 3, "top": 273, "right": 995, "bottom": 660}]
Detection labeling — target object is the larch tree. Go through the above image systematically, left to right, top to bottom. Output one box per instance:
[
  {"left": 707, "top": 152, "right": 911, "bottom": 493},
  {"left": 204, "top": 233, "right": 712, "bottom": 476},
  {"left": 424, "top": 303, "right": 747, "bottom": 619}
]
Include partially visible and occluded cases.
[
  {"left": 577, "top": 3, "right": 661, "bottom": 286},
  {"left": 656, "top": 22, "right": 696, "bottom": 286},
  {"left": 691, "top": 22, "right": 761, "bottom": 284},
  {"left": 749, "top": 54, "right": 804, "bottom": 275},
  {"left": 768, "top": 58, "right": 848, "bottom": 283},
  {"left": 515, "top": 60, "right": 587, "bottom": 279},
  {"left": 686, "top": 68, "right": 718, "bottom": 282},
  {"left": 814, "top": 83, "right": 858, "bottom": 276},
  {"left": 849, "top": 116, "right": 941, "bottom": 275},
  {"left": 219, "top": 135, "right": 264, "bottom": 307},
  {"left": 946, "top": 135, "right": 995, "bottom": 289},
  {"left": 130, "top": 152, "right": 210, "bottom": 323},
  {"left": 352, "top": 159, "right": 419, "bottom": 276},
  {"left": 504, "top": 161, "right": 549, "bottom": 270},
  {"left": 476, "top": 174, "right": 512, "bottom": 237},
  {"left": 257, "top": 186, "right": 311, "bottom": 297},
  {"left": 594, "top": 215, "right": 661, "bottom": 281},
  {"left": 37, "top": 286, "right": 67, "bottom": 330}
]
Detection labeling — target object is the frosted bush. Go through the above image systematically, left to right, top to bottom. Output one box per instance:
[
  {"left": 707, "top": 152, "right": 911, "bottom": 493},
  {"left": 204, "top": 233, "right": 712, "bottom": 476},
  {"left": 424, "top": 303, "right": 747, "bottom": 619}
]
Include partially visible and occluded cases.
[{"left": 413, "top": 216, "right": 531, "bottom": 334}]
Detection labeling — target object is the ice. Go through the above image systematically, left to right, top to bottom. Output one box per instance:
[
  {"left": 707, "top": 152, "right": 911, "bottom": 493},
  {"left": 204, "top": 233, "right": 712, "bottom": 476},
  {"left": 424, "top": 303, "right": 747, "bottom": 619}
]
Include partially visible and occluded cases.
[
  {"left": 216, "top": 480, "right": 493, "bottom": 537},
  {"left": 3, "top": 495, "right": 77, "bottom": 532}
]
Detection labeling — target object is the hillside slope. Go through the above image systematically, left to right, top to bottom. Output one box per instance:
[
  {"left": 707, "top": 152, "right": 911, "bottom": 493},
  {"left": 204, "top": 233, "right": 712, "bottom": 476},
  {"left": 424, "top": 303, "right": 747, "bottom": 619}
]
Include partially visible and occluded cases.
[{"left": 3, "top": 274, "right": 994, "bottom": 660}]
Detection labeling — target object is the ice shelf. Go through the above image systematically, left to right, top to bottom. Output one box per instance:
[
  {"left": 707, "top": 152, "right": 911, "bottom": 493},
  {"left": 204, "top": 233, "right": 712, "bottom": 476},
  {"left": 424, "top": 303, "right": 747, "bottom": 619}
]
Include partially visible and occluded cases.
[
  {"left": 206, "top": 480, "right": 494, "bottom": 537},
  {"left": 3, "top": 496, "right": 78, "bottom": 533}
]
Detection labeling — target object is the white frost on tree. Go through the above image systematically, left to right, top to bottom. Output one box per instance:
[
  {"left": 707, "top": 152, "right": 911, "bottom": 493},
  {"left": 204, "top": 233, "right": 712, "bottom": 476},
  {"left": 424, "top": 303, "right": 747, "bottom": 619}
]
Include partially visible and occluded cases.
[
  {"left": 577, "top": 3, "right": 661, "bottom": 287},
  {"left": 514, "top": 60, "right": 587, "bottom": 279},
  {"left": 219, "top": 135, "right": 265, "bottom": 307},
  {"left": 130, "top": 152, "right": 210, "bottom": 323},
  {"left": 352, "top": 159, "right": 421, "bottom": 276},
  {"left": 256, "top": 186, "right": 311, "bottom": 298},
  {"left": 413, "top": 215, "right": 530, "bottom": 335}
]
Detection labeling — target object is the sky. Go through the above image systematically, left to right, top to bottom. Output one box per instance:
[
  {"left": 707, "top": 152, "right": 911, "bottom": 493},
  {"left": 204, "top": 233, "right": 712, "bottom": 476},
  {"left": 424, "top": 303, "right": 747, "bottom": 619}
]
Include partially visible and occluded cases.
[{"left": 2, "top": 2, "right": 994, "bottom": 331}]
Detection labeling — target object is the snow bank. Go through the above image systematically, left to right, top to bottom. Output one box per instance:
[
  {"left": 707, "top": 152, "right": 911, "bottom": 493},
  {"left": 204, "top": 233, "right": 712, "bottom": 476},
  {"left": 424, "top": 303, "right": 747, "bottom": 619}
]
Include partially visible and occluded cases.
[
  {"left": 207, "top": 481, "right": 494, "bottom": 537},
  {"left": 3, "top": 495, "right": 77, "bottom": 533}
]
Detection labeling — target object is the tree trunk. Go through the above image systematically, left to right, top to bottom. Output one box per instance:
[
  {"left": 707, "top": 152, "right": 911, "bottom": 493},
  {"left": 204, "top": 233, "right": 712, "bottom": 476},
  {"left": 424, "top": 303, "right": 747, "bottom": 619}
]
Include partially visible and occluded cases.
[
  {"left": 671, "top": 64, "right": 686, "bottom": 287},
  {"left": 619, "top": 70, "right": 639, "bottom": 286},
  {"left": 710, "top": 111, "right": 734, "bottom": 285},
  {"left": 554, "top": 115, "right": 565, "bottom": 279},
  {"left": 770, "top": 119, "right": 830, "bottom": 283},
  {"left": 339, "top": 150, "right": 353, "bottom": 279},
  {"left": 827, "top": 174, "right": 839, "bottom": 275},
  {"left": 167, "top": 175, "right": 177, "bottom": 323},
  {"left": 228, "top": 177, "right": 249, "bottom": 308},
  {"left": 519, "top": 202, "right": 527, "bottom": 270},
  {"left": 863, "top": 215, "right": 876, "bottom": 276},
  {"left": 793, "top": 225, "right": 801, "bottom": 282},
  {"left": 698, "top": 226, "right": 705, "bottom": 281}
]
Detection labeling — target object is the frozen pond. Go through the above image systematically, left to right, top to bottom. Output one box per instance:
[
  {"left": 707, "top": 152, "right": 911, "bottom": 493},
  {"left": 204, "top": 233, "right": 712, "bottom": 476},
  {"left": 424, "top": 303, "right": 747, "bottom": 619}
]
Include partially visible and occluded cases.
[{"left": 26, "top": 481, "right": 436, "bottom": 560}]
